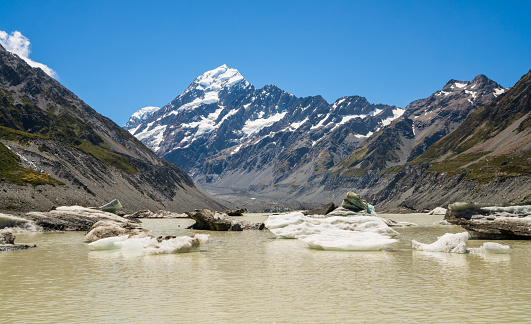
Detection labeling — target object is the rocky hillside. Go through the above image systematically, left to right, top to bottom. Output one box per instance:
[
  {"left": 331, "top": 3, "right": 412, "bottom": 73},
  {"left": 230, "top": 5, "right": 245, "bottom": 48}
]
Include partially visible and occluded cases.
[
  {"left": 0, "top": 43, "right": 224, "bottom": 212},
  {"left": 338, "top": 70, "right": 531, "bottom": 211},
  {"left": 331, "top": 74, "right": 507, "bottom": 176}
]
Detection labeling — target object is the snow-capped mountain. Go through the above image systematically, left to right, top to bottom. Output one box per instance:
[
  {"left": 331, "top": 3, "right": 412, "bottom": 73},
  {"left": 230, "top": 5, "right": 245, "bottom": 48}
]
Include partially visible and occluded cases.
[
  {"left": 125, "top": 64, "right": 514, "bottom": 211},
  {"left": 125, "top": 65, "right": 403, "bottom": 183},
  {"left": 124, "top": 106, "right": 160, "bottom": 131}
]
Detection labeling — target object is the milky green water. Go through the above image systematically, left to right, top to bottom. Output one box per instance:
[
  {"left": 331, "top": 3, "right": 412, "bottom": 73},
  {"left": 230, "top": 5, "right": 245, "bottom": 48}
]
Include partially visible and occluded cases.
[{"left": 1, "top": 213, "right": 530, "bottom": 323}]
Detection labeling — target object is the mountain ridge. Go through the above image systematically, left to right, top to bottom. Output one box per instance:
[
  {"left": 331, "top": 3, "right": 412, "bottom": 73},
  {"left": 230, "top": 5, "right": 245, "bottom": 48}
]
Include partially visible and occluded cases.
[{"left": 0, "top": 43, "right": 225, "bottom": 212}]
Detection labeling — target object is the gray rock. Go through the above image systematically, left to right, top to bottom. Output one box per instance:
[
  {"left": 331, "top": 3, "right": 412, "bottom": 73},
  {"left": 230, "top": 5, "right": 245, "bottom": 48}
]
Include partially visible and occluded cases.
[
  {"left": 445, "top": 202, "right": 531, "bottom": 239},
  {"left": 24, "top": 206, "right": 140, "bottom": 232},
  {"left": 186, "top": 209, "right": 264, "bottom": 231},
  {"left": 84, "top": 220, "right": 151, "bottom": 242}
]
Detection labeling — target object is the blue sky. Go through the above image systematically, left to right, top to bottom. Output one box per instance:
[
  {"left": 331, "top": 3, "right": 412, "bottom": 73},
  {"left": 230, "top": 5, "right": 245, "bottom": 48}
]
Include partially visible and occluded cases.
[{"left": 1, "top": 0, "right": 530, "bottom": 126}]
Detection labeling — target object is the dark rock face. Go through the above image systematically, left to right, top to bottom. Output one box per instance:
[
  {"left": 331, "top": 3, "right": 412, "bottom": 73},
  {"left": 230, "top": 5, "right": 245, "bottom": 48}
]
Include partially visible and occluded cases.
[
  {"left": 0, "top": 43, "right": 224, "bottom": 213},
  {"left": 304, "top": 202, "right": 337, "bottom": 215},
  {"left": 445, "top": 202, "right": 531, "bottom": 239},
  {"left": 186, "top": 209, "right": 264, "bottom": 231}
]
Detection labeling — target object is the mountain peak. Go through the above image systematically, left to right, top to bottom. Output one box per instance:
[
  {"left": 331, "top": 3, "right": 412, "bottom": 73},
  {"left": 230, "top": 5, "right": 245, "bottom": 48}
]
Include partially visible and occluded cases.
[{"left": 191, "top": 64, "right": 248, "bottom": 92}]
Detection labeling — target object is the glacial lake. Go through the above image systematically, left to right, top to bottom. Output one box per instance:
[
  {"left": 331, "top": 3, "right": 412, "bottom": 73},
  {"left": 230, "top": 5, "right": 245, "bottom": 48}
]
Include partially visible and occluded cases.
[{"left": 1, "top": 213, "right": 531, "bottom": 323}]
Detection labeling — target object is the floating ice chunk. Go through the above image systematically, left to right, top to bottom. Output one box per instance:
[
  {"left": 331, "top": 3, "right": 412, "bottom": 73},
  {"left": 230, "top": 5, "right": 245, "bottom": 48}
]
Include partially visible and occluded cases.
[
  {"left": 264, "top": 212, "right": 305, "bottom": 231},
  {"left": 266, "top": 212, "right": 398, "bottom": 250},
  {"left": 301, "top": 230, "right": 397, "bottom": 251},
  {"left": 412, "top": 232, "right": 469, "bottom": 254},
  {"left": 89, "top": 234, "right": 209, "bottom": 254},
  {"left": 145, "top": 234, "right": 209, "bottom": 254},
  {"left": 88, "top": 235, "right": 129, "bottom": 251},
  {"left": 469, "top": 242, "right": 510, "bottom": 254}
]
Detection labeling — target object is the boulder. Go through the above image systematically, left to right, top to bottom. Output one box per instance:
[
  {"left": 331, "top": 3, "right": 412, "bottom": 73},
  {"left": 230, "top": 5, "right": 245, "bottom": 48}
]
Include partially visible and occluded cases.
[
  {"left": 341, "top": 192, "right": 370, "bottom": 212},
  {"left": 304, "top": 202, "right": 337, "bottom": 216},
  {"left": 445, "top": 202, "right": 531, "bottom": 239},
  {"left": 24, "top": 206, "right": 140, "bottom": 231},
  {"left": 225, "top": 208, "right": 248, "bottom": 216},
  {"left": 186, "top": 209, "right": 264, "bottom": 231},
  {"left": 127, "top": 210, "right": 188, "bottom": 218},
  {"left": 85, "top": 220, "right": 151, "bottom": 242},
  {"left": 0, "top": 228, "right": 35, "bottom": 252},
  {"left": 0, "top": 228, "right": 15, "bottom": 244}
]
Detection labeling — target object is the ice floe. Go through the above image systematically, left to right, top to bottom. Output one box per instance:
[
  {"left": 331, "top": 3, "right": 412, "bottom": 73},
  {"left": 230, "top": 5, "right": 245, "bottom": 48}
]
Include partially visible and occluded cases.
[
  {"left": 265, "top": 212, "right": 398, "bottom": 251},
  {"left": 412, "top": 232, "right": 510, "bottom": 254},
  {"left": 88, "top": 234, "right": 209, "bottom": 254}
]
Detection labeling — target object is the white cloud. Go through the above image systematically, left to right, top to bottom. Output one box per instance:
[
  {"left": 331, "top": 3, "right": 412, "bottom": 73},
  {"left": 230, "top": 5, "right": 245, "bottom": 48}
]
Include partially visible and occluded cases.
[{"left": 0, "top": 30, "right": 58, "bottom": 79}]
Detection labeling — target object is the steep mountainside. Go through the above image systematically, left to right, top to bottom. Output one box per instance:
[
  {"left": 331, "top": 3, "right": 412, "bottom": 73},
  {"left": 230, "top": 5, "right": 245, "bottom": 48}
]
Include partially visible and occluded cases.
[
  {"left": 0, "top": 44, "right": 224, "bottom": 212},
  {"left": 126, "top": 65, "right": 404, "bottom": 195},
  {"left": 338, "top": 70, "right": 531, "bottom": 211},
  {"left": 331, "top": 75, "right": 507, "bottom": 176}
]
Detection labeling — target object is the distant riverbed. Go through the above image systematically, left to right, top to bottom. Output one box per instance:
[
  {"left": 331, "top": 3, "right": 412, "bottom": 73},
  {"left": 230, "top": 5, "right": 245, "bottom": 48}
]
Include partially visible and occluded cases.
[{"left": 1, "top": 213, "right": 530, "bottom": 323}]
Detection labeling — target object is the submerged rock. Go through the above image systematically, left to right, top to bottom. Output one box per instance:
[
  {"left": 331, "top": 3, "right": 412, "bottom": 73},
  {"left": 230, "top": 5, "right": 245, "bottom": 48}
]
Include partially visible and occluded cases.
[
  {"left": 445, "top": 202, "right": 531, "bottom": 239},
  {"left": 225, "top": 208, "right": 248, "bottom": 216},
  {"left": 186, "top": 209, "right": 264, "bottom": 231}
]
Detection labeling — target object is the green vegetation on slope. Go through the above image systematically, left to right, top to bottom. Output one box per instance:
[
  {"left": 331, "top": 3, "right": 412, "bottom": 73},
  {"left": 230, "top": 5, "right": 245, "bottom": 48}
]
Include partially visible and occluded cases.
[
  {"left": 410, "top": 69, "right": 531, "bottom": 182},
  {"left": 0, "top": 90, "right": 138, "bottom": 175},
  {"left": 0, "top": 141, "right": 63, "bottom": 186}
]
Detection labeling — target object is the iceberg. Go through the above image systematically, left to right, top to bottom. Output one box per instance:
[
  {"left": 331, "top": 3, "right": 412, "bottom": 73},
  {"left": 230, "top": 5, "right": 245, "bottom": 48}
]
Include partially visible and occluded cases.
[
  {"left": 265, "top": 212, "right": 398, "bottom": 251},
  {"left": 301, "top": 230, "right": 397, "bottom": 251},
  {"left": 412, "top": 232, "right": 510, "bottom": 254},
  {"left": 412, "top": 232, "right": 469, "bottom": 254},
  {"left": 88, "top": 234, "right": 209, "bottom": 254},
  {"left": 88, "top": 235, "right": 129, "bottom": 251},
  {"left": 469, "top": 242, "right": 511, "bottom": 254}
]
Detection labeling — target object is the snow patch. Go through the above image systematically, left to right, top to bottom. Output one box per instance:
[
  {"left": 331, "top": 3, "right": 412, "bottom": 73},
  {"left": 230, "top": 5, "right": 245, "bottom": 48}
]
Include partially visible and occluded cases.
[
  {"left": 493, "top": 88, "right": 507, "bottom": 97},
  {"left": 130, "top": 106, "right": 160, "bottom": 122},
  {"left": 242, "top": 112, "right": 287, "bottom": 136},
  {"left": 135, "top": 124, "right": 167, "bottom": 152}
]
